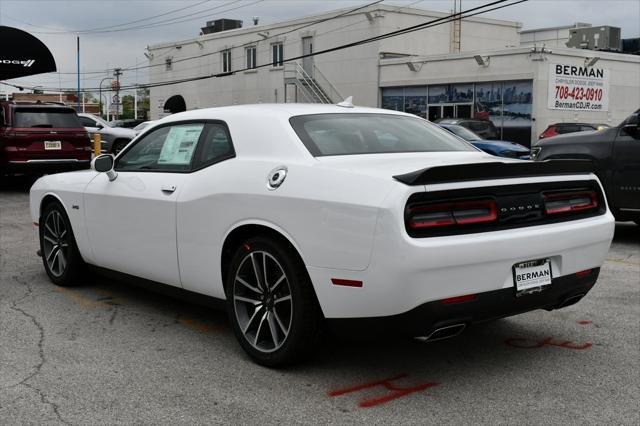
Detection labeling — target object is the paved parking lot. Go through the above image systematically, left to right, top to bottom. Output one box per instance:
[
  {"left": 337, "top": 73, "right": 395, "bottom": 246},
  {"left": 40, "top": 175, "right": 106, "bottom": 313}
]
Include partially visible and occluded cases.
[{"left": 1, "top": 175, "right": 638, "bottom": 425}]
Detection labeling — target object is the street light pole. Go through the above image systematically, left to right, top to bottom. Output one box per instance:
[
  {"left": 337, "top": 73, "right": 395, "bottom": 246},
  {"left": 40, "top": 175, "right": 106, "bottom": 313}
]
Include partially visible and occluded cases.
[{"left": 98, "top": 76, "right": 111, "bottom": 119}]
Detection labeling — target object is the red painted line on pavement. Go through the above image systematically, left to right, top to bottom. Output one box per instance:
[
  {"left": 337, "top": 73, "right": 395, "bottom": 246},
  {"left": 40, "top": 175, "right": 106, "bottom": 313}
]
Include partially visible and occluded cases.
[
  {"left": 505, "top": 336, "right": 592, "bottom": 350},
  {"left": 328, "top": 373, "right": 438, "bottom": 408}
]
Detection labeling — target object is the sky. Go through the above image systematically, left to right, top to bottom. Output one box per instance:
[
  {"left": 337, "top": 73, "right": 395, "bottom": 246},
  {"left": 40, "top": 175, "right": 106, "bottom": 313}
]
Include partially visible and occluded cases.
[{"left": 1, "top": 0, "right": 639, "bottom": 94}]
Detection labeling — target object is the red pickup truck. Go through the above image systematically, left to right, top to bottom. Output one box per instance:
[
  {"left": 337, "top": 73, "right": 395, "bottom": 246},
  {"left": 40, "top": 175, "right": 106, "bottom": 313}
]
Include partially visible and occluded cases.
[{"left": 0, "top": 101, "right": 92, "bottom": 174}]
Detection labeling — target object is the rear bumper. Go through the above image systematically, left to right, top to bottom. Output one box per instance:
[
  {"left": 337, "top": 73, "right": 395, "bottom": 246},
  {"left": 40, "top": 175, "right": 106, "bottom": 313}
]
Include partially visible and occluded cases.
[
  {"left": 3, "top": 159, "right": 91, "bottom": 173},
  {"left": 308, "top": 210, "right": 614, "bottom": 319},
  {"left": 327, "top": 268, "right": 599, "bottom": 338}
]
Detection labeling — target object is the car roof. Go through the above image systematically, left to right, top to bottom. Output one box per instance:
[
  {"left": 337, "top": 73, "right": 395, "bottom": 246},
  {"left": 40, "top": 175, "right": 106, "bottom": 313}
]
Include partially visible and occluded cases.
[{"left": 157, "top": 103, "right": 410, "bottom": 125}]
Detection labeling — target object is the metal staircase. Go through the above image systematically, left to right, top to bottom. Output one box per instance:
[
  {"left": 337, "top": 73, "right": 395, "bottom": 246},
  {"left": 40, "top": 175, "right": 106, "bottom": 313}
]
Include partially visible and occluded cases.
[{"left": 283, "top": 62, "right": 343, "bottom": 104}]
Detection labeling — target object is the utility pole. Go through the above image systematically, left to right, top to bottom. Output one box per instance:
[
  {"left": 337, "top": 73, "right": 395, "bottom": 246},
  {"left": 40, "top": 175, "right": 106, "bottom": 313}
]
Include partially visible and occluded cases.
[
  {"left": 76, "top": 36, "right": 80, "bottom": 111},
  {"left": 113, "top": 67, "right": 122, "bottom": 120}
]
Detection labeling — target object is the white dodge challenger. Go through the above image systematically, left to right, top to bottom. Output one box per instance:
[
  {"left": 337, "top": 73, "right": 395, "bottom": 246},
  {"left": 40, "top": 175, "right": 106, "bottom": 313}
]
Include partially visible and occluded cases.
[{"left": 30, "top": 104, "right": 615, "bottom": 366}]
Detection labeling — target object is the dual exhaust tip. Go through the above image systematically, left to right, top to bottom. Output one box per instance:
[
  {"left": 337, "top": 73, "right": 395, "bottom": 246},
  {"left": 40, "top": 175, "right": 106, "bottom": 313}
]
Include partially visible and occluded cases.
[
  {"left": 415, "top": 293, "right": 587, "bottom": 343},
  {"left": 415, "top": 323, "right": 466, "bottom": 343}
]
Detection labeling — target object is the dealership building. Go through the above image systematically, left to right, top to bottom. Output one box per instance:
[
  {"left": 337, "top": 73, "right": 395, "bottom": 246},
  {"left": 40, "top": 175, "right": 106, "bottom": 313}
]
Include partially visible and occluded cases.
[{"left": 147, "top": 4, "right": 640, "bottom": 146}]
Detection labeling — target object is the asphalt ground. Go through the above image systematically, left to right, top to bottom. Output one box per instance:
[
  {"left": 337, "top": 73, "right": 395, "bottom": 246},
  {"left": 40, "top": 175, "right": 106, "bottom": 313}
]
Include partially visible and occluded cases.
[{"left": 1, "top": 175, "right": 639, "bottom": 425}]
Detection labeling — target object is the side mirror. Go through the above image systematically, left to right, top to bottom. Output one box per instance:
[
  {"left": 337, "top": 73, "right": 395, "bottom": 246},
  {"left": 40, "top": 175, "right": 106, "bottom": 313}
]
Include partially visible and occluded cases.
[
  {"left": 95, "top": 122, "right": 103, "bottom": 129},
  {"left": 91, "top": 154, "right": 117, "bottom": 181}
]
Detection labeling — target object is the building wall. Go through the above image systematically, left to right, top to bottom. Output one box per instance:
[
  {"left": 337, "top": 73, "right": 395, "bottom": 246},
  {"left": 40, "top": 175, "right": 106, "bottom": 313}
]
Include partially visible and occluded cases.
[
  {"left": 148, "top": 5, "right": 521, "bottom": 119},
  {"left": 377, "top": 9, "right": 521, "bottom": 55},
  {"left": 379, "top": 47, "right": 640, "bottom": 145}
]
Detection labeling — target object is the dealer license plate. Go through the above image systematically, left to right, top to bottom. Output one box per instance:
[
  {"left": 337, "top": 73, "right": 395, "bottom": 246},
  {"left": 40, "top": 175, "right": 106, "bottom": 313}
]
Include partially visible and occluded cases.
[
  {"left": 44, "top": 140, "right": 62, "bottom": 150},
  {"left": 513, "top": 258, "right": 552, "bottom": 294}
]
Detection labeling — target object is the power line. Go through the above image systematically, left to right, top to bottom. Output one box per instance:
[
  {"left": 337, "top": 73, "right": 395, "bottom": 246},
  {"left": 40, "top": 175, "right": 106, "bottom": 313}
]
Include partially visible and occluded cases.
[
  {"left": 11, "top": 0, "right": 527, "bottom": 94},
  {"left": 18, "top": 0, "right": 415, "bottom": 85},
  {"left": 29, "top": 0, "right": 253, "bottom": 35},
  {"left": 38, "top": 0, "right": 382, "bottom": 76},
  {"left": 119, "top": 0, "right": 384, "bottom": 73}
]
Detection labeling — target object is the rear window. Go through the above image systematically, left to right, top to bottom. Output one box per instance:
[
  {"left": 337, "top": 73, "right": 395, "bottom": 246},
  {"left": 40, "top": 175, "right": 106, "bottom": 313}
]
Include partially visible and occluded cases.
[
  {"left": 13, "top": 108, "right": 82, "bottom": 128},
  {"left": 290, "top": 113, "right": 474, "bottom": 157}
]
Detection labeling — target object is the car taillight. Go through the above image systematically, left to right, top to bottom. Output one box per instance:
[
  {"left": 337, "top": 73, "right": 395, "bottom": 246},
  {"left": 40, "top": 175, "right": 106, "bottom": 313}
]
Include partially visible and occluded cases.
[
  {"left": 543, "top": 190, "right": 598, "bottom": 215},
  {"left": 408, "top": 199, "right": 497, "bottom": 229}
]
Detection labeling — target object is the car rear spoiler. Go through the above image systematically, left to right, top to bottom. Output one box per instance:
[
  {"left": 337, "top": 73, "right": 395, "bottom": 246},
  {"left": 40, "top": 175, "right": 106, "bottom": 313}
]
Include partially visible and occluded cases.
[{"left": 393, "top": 159, "right": 596, "bottom": 186}]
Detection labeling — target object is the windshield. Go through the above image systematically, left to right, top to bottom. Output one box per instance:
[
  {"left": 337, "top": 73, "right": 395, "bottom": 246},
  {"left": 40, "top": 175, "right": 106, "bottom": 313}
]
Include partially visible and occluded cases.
[
  {"left": 14, "top": 109, "right": 82, "bottom": 128},
  {"left": 290, "top": 113, "right": 475, "bottom": 157},
  {"left": 91, "top": 115, "right": 111, "bottom": 127},
  {"left": 134, "top": 121, "right": 150, "bottom": 131},
  {"left": 442, "top": 125, "right": 482, "bottom": 141}
]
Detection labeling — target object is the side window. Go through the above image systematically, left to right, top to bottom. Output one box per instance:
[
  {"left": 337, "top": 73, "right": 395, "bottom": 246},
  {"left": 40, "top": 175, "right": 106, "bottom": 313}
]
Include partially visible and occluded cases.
[
  {"left": 79, "top": 116, "right": 96, "bottom": 127},
  {"left": 116, "top": 123, "right": 204, "bottom": 172},
  {"left": 195, "top": 123, "right": 235, "bottom": 167}
]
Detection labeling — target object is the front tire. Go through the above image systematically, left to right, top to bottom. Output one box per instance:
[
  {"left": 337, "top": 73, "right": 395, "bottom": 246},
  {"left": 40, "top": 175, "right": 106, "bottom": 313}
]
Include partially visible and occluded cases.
[
  {"left": 39, "top": 201, "right": 85, "bottom": 286},
  {"left": 226, "top": 236, "right": 322, "bottom": 367}
]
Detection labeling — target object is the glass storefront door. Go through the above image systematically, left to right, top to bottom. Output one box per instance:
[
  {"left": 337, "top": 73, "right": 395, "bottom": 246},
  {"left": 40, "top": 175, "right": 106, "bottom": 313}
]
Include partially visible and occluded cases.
[{"left": 427, "top": 104, "right": 472, "bottom": 121}]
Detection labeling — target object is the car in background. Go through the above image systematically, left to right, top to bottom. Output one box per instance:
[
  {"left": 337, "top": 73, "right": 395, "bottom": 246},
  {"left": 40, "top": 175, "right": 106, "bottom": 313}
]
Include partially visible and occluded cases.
[
  {"left": 0, "top": 101, "right": 92, "bottom": 174},
  {"left": 31, "top": 104, "right": 614, "bottom": 366},
  {"left": 533, "top": 110, "right": 640, "bottom": 225},
  {"left": 77, "top": 113, "right": 136, "bottom": 154},
  {"left": 109, "top": 118, "right": 146, "bottom": 129},
  {"left": 435, "top": 118, "right": 500, "bottom": 140},
  {"left": 133, "top": 120, "right": 154, "bottom": 135},
  {"left": 539, "top": 122, "right": 610, "bottom": 140},
  {"left": 439, "top": 123, "right": 530, "bottom": 159}
]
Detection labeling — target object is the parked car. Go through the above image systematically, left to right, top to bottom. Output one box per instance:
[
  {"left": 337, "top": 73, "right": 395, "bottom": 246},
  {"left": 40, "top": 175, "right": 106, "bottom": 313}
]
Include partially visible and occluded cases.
[
  {"left": 0, "top": 101, "right": 92, "bottom": 174},
  {"left": 30, "top": 104, "right": 614, "bottom": 366},
  {"left": 532, "top": 109, "right": 640, "bottom": 225},
  {"left": 77, "top": 113, "right": 136, "bottom": 154},
  {"left": 110, "top": 118, "right": 146, "bottom": 129},
  {"left": 435, "top": 118, "right": 500, "bottom": 140},
  {"left": 133, "top": 120, "right": 154, "bottom": 135},
  {"left": 539, "top": 122, "right": 610, "bottom": 140},
  {"left": 439, "top": 123, "right": 530, "bottom": 159}
]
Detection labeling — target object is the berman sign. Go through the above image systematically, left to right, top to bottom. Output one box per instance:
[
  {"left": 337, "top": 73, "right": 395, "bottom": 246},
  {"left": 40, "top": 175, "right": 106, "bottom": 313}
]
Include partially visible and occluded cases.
[{"left": 548, "top": 63, "right": 609, "bottom": 112}]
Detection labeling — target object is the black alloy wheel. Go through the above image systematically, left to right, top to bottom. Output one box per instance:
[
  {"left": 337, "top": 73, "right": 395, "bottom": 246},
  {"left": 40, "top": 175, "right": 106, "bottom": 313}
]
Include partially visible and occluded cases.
[{"left": 39, "top": 201, "right": 85, "bottom": 286}]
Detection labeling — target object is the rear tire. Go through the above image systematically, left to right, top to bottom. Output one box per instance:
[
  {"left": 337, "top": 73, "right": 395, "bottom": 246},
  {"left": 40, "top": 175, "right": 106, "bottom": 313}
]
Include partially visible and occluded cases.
[
  {"left": 39, "top": 201, "right": 85, "bottom": 286},
  {"left": 226, "top": 236, "right": 322, "bottom": 367}
]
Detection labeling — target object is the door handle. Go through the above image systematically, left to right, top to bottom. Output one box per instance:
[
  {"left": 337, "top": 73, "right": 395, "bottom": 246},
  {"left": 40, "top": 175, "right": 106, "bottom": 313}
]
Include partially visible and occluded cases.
[{"left": 161, "top": 184, "right": 176, "bottom": 194}]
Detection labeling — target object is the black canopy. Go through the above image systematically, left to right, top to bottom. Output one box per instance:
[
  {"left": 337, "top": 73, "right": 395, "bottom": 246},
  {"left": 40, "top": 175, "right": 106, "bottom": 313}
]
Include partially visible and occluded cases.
[{"left": 0, "top": 26, "right": 56, "bottom": 80}]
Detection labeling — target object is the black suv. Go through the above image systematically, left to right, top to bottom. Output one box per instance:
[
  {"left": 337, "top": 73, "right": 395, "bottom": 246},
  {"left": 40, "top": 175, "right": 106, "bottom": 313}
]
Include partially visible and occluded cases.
[{"left": 533, "top": 110, "right": 640, "bottom": 224}]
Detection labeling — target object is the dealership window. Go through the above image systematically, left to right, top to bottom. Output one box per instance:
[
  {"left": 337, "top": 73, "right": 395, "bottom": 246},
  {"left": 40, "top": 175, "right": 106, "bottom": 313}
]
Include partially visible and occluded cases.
[
  {"left": 272, "top": 43, "right": 284, "bottom": 67},
  {"left": 246, "top": 46, "right": 257, "bottom": 69},
  {"left": 221, "top": 50, "right": 232, "bottom": 73},
  {"left": 165, "top": 57, "right": 173, "bottom": 71},
  {"left": 381, "top": 80, "right": 534, "bottom": 146},
  {"left": 381, "top": 87, "right": 404, "bottom": 111},
  {"left": 404, "top": 87, "right": 427, "bottom": 118}
]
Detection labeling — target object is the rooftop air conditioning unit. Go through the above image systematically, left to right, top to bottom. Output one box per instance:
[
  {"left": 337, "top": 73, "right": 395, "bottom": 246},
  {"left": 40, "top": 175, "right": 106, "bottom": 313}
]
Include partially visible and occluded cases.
[
  {"left": 201, "top": 19, "right": 243, "bottom": 35},
  {"left": 566, "top": 26, "right": 621, "bottom": 51}
]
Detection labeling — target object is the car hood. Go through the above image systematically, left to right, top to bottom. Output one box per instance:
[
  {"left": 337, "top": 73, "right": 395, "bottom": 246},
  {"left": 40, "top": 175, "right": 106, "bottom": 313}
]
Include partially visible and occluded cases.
[
  {"left": 105, "top": 126, "right": 136, "bottom": 138},
  {"left": 532, "top": 127, "right": 616, "bottom": 147},
  {"left": 471, "top": 140, "right": 529, "bottom": 152},
  {"left": 314, "top": 151, "right": 514, "bottom": 180}
]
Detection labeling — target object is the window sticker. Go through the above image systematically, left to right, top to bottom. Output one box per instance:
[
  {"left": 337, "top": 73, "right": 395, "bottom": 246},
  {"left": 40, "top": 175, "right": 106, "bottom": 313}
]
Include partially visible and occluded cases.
[{"left": 158, "top": 124, "right": 203, "bottom": 165}]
